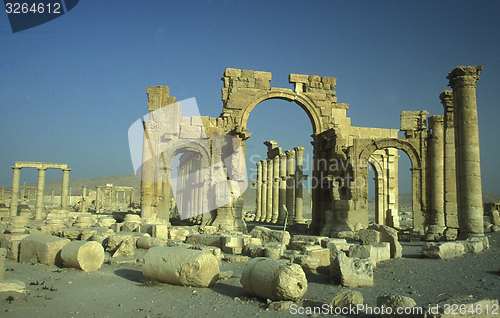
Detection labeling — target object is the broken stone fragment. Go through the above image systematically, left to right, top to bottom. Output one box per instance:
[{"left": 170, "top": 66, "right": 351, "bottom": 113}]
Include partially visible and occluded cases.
[
  {"left": 250, "top": 226, "right": 290, "bottom": 245},
  {"left": 19, "top": 234, "right": 70, "bottom": 265},
  {"left": 61, "top": 240, "right": 105, "bottom": 272},
  {"left": 421, "top": 242, "right": 465, "bottom": 259},
  {"left": 142, "top": 247, "right": 220, "bottom": 288},
  {"left": 330, "top": 251, "right": 373, "bottom": 287},
  {"left": 240, "top": 257, "right": 307, "bottom": 301},
  {"left": 329, "top": 289, "right": 363, "bottom": 308},
  {"left": 376, "top": 294, "right": 417, "bottom": 318}
]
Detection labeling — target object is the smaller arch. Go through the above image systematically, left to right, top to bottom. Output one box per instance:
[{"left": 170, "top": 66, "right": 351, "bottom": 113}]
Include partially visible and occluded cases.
[
  {"left": 237, "top": 89, "right": 324, "bottom": 135},
  {"left": 360, "top": 138, "right": 421, "bottom": 170}
]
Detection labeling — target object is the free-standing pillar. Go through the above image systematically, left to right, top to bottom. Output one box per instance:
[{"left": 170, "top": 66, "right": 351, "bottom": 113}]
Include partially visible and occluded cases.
[
  {"left": 447, "top": 66, "right": 484, "bottom": 238},
  {"left": 440, "top": 90, "right": 459, "bottom": 235},
  {"left": 427, "top": 115, "right": 446, "bottom": 236},
  {"left": 294, "top": 147, "right": 305, "bottom": 224},
  {"left": 285, "top": 150, "right": 295, "bottom": 225},
  {"left": 278, "top": 153, "right": 287, "bottom": 224},
  {"left": 271, "top": 156, "right": 280, "bottom": 223},
  {"left": 266, "top": 158, "right": 273, "bottom": 223},
  {"left": 260, "top": 160, "right": 267, "bottom": 222},
  {"left": 255, "top": 161, "right": 262, "bottom": 221},
  {"left": 9, "top": 166, "right": 21, "bottom": 218},
  {"left": 35, "top": 168, "right": 46, "bottom": 221},
  {"left": 61, "top": 168, "right": 70, "bottom": 209},
  {"left": 81, "top": 185, "right": 87, "bottom": 213},
  {"left": 96, "top": 186, "right": 101, "bottom": 212},
  {"left": 51, "top": 189, "right": 54, "bottom": 204}
]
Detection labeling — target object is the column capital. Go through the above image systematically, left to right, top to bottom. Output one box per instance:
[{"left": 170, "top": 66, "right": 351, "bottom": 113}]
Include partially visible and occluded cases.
[
  {"left": 447, "top": 66, "right": 482, "bottom": 89},
  {"left": 439, "top": 90, "right": 454, "bottom": 112},
  {"left": 428, "top": 115, "right": 444, "bottom": 129},
  {"left": 293, "top": 147, "right": 305, "bottom": 156},
  {"left": 285, "top": 149, "right": 295, "bottom": 159},
  {"left": 278, "top": 153, "right": 286, "bottom": 160},
  {"left": 273, "top": 156, "right": 280, "bottom": 163},
  {"left": 260, "top": 159, "right": 267, "bottom": 167},
  {"left": 256, "top": 161, "right": 262, "bottom": 167},
  {"left": 11, "top": 166, "right": 22, "bottom": 170},
  {"left": 38, "top": 167, "right": 47, "bottom": 172},
  {"left": 96, "top": 186, "right": 102, "bottom": 189}
]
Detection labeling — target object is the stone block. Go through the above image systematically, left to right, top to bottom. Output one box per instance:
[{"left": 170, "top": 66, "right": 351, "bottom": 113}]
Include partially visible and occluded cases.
[
  {"left": 224, "top": 68, "right": 241, "bottom": 77},
  {"left": 240, "top": 69, "right": 254, "bottom": 78},
  {"left": 254, "top": 70, "right": 272, "bottom": 81},
  {"left": 289, "top": 73, "right": 308, "bottom": 83},
  {"left": 308, "top": 75, "right": 321, "bottom": 82},
  {"left": 321, "top": 76, "right": 336, "bottom": 85},
  {"left": 489, "top": 210, "right": 500, "bottom": 226},
  {"left": 151, "top": 224, "right": 168, "bottom": 239},
  {"left": 368, "top": 224, "right": 402, "bottom": 258},
  {"left": 197, "top": 225, "right": 217, "bottom": 234},
  {"left": 250, "top": 226, "right": 290, "bottom": 245},
  {"left": 168, "top": 227, "right": 190, "bottom": 241},
  {"left": 359, "top": 229, "right": 381, "bottom": 245},
  {"left": 105, "top": 232, "right": 136, "bottom": 253},
  {"left": 1, "top": 233, "right": 29, "bottom": 261},
  {"left": 19, "top": 234, "right": 70, "bottom": 265},
  {"left": 186, "top": 234, "right": 223, "bottom": 248},
  {"left": 112, "top": 236, "right": 135, "bottom": 257},
  {"left": 136, "top": 237, "right": 168, "bottom": 249},
  {"left": 324, "top": 238, "right": 352, "bottom": 262},
  {"left": 61, "top": 241, "right": 105, "bottom": 272},
  {"left": 349, "top": 242, "right": 391, "bottom": 263},
  {"left": 421, "top": 242, "right": 465, "bottom": 259},
  {"left": 244, "top": 244, "right": 265, "bottom": 258},
  {"left": 189, "top": 245, "right": 222, "bottom": 260},
  {"left": 303, "top": 246, "right": 330, "bottom": 267},
  {"left": 143, "top": 247, "right": 220, "bottom": 288},
  {"left": 264, "top": 247, "right": 281, "bottom": 259},
  {"left": 0, "top": 248, "right": 6, "bottom": 280},
  {"left": 330, "top": 251, "right": 373, "bottom": 287},
  {"left": 224, "top": 255, "right": 250, "bottom": 263},
  {"left": 293, "top": 255, "right": 321, "bottom": 274},
  {"left": 241, "top": 258, "right": 307, "bottom": 301},
  {"left": 0, "top": 279, "right": 26, "bottom": 293},
  {"left": 329, "top": 289, "right": 363, "bottom": 308},
  {"left": 377, "top": 295, "right": 417, "bottom": 318}
]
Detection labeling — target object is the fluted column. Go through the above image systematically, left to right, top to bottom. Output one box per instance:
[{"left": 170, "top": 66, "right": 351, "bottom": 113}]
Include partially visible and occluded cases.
[
  {"left": 447, "top": 66, "right": 484, "bottom": 238},
  {"left": 440, "top": 90, "right": 458, "bottom": 234},
  {"left": 428, "top": 115, "right": 446, "bottom": 235},
  {"left": 294, "top": 147, "right": 305, "bottom": 224},
  {"left": 285, "top": 150, "right": 295, "bottom": 225},
  {"left": 278, "top": 153, "right": 287, "bottom": 224},
  {"left": 266, "top": 158, "right": 273, "bottom": 223},
  {"left": 260, "top": 160, "right": 267, "bottom": 222},
  {"left": 255, "top": 161, "right": 262, "bottom": 221},
  {"left": 9, "top": 166, "right": 21, "bottom": 218},
  {"left": 35, "top": 168, "right": 47, "bottom": 221},
  {"left": 61, "top": 168, "right": 70, "bottom": 209}
]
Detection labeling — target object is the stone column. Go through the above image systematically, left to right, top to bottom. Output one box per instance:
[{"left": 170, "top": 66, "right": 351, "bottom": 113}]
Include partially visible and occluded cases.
[
  {"left": 447, "top": 66, "right": 484, "bottom": 238},
  {"left": 440, "top": 90, "right": 459, "bottom": 237},
  {"left": 427, "top": 115, "right": 446, "bottom": 237},
  {"left": 294, "top": 147, "right": 305, "bottom": 224},
  {"left": 285, "top": 150, "right": 295, "bottom": 225},
  {"left": 278, "top": 153, "right": 287, "bottom": 224},
  {"left": 271, "top": 156, "right": 280, "bottom": 223},
  {"left": 266, "top": 158, "right": 273, "bottom": 223},
  {"left": 260, "top": 160, "right": 267, "bottom": 222},
  {"left": 255, "top": 161, "right": 262, "bottom": 221},
  {"left": 9, "top": 166, "right": 21, "bottom": 218},
  {"left": 35, "top": 168, "right": 47, "bottom": 221},
  {"left": 61, "top": 168, "right": 70, "bottom": 209},
  {"left": 81, "top": 185, "right": 88, "bottom": 213},
  {"left": 1, "top": 186, "right": 4, "bottom": 203},
  {"left": 96, "top": 186, "right": 101, "bottom": 212},
  {"left": 21, "top": 187, "right": 25, "bottom": 201},
  {"left": 51, "top": 189, "right": 55, "bottom": 205}
]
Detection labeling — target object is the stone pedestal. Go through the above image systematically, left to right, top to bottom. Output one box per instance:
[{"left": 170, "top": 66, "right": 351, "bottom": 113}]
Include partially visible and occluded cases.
[{"left": 447, "top": 66, "right": 484, "bottom": 238}]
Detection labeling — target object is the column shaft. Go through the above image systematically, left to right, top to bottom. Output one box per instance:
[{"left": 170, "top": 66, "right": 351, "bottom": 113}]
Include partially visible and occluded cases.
[
  {"left": 428, "top": 115, "right": 445, "bottom": 234},
  {"left": 294, "top": 147, "right": 305, "bottom": 224},
  {"left": 285, "top": 150, "right": 295, "bottom": 225},
  {"left": 260, "top": 160, "right": 267, "bottom": 222},
  {"left": 255, "top": 161, "right": 262, "bottom": 221},
  {"left": 9, "top": 167, "right": 21, "bottom": 218},
  {"left": 35, "top": 168, "right": 46, "bottom": 221}
]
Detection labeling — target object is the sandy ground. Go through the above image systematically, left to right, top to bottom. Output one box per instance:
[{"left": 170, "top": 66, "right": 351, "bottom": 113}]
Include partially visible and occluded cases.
[{"left": 1, "top": 228, "right": 499, "bottom": 318}]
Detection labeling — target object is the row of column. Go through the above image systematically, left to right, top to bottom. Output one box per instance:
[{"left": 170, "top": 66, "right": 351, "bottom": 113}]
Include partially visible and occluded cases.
[
  {"left": 428, "top": 66, "right": 484, "bottom": 239},
  {"left": 254, "top": 147, "right": 306, "bottom": 225},
  {"left": 176, "top": 153, "right": 205, "bottom": 222},
  {"left": 9, "top": 167, "right": 70, "bottom": 220}
]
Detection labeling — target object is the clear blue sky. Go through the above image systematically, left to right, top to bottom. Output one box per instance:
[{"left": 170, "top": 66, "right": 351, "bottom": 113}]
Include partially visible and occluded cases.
[{"left": 1, "top": 0, "right": 499, "bottom": 195}]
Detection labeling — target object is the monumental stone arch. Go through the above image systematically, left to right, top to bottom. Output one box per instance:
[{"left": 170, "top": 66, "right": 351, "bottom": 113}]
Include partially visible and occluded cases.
[{"left": 139, "top": 66, "right": 485, "bottom": 240}]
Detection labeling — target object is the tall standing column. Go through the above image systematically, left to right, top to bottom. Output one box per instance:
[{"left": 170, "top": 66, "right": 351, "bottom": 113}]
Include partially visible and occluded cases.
[
  {"left": 447, "top": 66, "right": 484, "bottom": 238},
  {"left": 440, "top": 90, "right": 459, "bottom": 236},
  {"left": 427, "top": 115, "right": 446, "bottom": 237},
  {"left": 294, "top": 147, "right": 305, "bottom": 224},
  {"left": 285, "top": 150, "right": 295, "bottom": 225},
  {"left": 278, "top": 153, "right": 287, "bottom": 224},
  {"left": 271, "top": 156, "right": 280, "bottom": 223},
  {"left": 266, "top": 158, "right": 273, "bottom": 223},
  {"left": 260, "top": 160, "right": 267, "bottom": 222},
  {"left": 255, "top": 161, "right": 262, "bottom": 221},
  {"left": 9, "top": 166, "right": 21, "bottom": 218},
  {"left": 35, "top": 168, "right": 47, "bottom": 221},
  {"left": 61, "top": 168, "right": 70, "bottom": 209},
  {"left": 81, "top": 185, "right": 88, "bottom": 213},
  {"left": 96, "top": 186, "right": 102, "bottom": 212},
  {"left": 51, "top": 189, "right": 55, "bottom": 205}
]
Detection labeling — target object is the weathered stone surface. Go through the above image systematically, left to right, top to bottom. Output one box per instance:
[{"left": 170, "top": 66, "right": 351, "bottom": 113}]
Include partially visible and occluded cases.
[
  {"left": 489, "top": 210, "right": 500, "bottom": 226},
  {"left": 368, "top": 224, "right": 402, "bottom": 258},
  {"left": 250, "top": 226, "right": 290, "bottom": 245},
  {"left": 168, "top": 228, "right": 190, "bottom": 241},
  {"left": 359, "top": 228, "right": 381, "bottom": 245},
  {"left": 1, "top": 233, "right": 29, "bottom": 261},
  {"left": 19, "top": 234, "right": 70, "bottom": 265},
  {"left": 186, "top": 234, "right": 222, "bottom": 248},
  {"left": 112, "top": 236, "right": 135, "bottom": 257},
  {"left": 136, "top": 236, "right": 168, "bottom": 249},
  {"left": 323, "top": 238, "right": 352, "bottom": 262},
  {"left": 61, "top": 240, "right": 105, "bottom": 272},
  {"left": 349, "top": 242, "right": 391, "bottom": 263},
  {"left": 421, "top": 242, "right": 465, "bottom": 259},
  {"left": 243, "top": 244, "right": 265, "bottom": 258},
  {"left": 189, "top": 245, "right": 222, "bottom": 260},
  {"left": 303, "top": 246, "right": 330, "bottom": 267},
  {"left": 0, "top": 247, "right": 6, "bottom": 280},
  {"left": 143, "top": 247, "right": 219, "bottom": 288},
  {"left": 330, "top": 251, "right": 373, "bottom": 287},
  {"left": 224, "top": 255, "right": 250, "bottom": 263},
  {"left": 293, "top": 255, "right": 321, "bottom": 274},
  {"left": 241, "top": 257, "right": 307, "bottom": 301},
  {"left": 0, "top": 279, "right": 26, "bottom": 293},
  {"left": 329, "top": 289, "right": 363, "bottom": 308},
  {"left": 377, "top": 294, "right": 417, "bottom": 317},
  {"left": 268, "top": 300, "right": 294, "bottom": 311}
]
